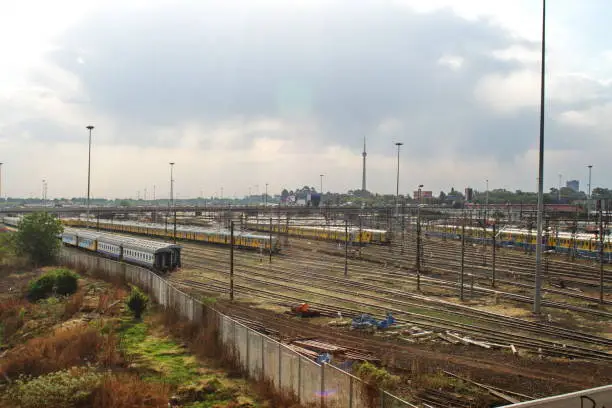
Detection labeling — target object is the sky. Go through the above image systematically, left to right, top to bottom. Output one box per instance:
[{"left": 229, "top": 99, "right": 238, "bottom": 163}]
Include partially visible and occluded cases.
[{"left": 1, "top": 0, "right": 611, "bottom": 199}]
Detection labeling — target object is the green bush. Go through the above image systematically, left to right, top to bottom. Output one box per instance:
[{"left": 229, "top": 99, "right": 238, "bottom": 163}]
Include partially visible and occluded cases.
[
  {"left": 27, "top": 269, "right": 79, "bottom": 302},
  {"left": 53, "top": 269, "right": 79, "bottom": 296},
  {"left": 26, "top": 274, "right": 56, "bottom": 302},
  {"left": 126, "top": 287, "right": 148, "bottom": 319},
  {"left": 354, "top": 361, "right": 400, "bottom": 391},
  {"left": 6, "top": 367, "right": 102, "bottom": 408}
]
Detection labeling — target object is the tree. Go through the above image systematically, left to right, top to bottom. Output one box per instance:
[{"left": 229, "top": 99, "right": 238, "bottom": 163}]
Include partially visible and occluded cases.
[
  {"left": 13, "top": 212, "right": 63, "bottom": 265},
  {"left": 127, "top": 286, "right": 149, "bottom": 319}
]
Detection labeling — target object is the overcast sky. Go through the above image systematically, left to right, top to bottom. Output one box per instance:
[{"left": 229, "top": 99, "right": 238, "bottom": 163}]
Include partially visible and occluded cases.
[{"left": 1, "top": 0, "right": 611, "bottom": 199}]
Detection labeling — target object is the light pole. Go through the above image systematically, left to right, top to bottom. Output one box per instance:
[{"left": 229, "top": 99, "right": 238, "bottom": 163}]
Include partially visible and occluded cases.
[
  {"left": 534, "top": 0, "right": 546, "bottom": 315},
  {"left": 86, "top": 125, "right": 94, "bottom": 226},
  {"left": 394, "top": 142, "right": 403, "bottom": 212},
  {"left": 169, "top": 162, "right": 175, "bottom": 208},
  {"left": 0, "top": 163, "right": 3, "bottom": 202},
  {"left": 587, "top": 165, "right": 593, "bottom": 221},
  {"left": 558, "top": 173, "right": 562, "bottom": 202},
  {"left": 320, "top": 174, "right": 324, "bottom": 195},
  {"left": 485, "top": 179, "right": 489, "bottom": 222},
  {"left": 265, "top": 183, "right": 268, "bottom": 207},
  {"left": 416, "top": 184, "right": 423, "bottom": 291}
]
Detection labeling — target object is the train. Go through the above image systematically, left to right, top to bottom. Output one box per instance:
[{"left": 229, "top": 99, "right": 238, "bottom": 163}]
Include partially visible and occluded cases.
[
  {"left": 1, "top": 216, "right": 181, "bottom": 272},
  {"left": 61, "top": 218, "right": 281, "bottom": 253},
  {"left": 243, "top": 221, "right": 390, "bottom": 245},
  {"left": 425, "top": 224, "right": 612, "bottom": 262},
  {"left": 62, "top": 228, "right": 182, "bottom": 272}
]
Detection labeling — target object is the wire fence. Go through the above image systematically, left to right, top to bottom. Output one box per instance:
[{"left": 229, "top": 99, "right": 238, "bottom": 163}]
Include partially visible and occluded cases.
[{"left": 58, "top": 248, "right": 415, "bottom": 408}]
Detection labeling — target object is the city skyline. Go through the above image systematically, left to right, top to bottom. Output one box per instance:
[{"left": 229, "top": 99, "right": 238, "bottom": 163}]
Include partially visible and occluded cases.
[{"left": 1, "top": 1, "right": 611, "bottom": 198}]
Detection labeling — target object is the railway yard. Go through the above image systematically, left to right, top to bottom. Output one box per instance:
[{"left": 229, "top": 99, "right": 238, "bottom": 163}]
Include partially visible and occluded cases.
[
  {"left": 4, "top": 211, "right": 611, "bottom": 406},
  {"left": 156, "top": 214, "right": 612, "bottom": 407}
]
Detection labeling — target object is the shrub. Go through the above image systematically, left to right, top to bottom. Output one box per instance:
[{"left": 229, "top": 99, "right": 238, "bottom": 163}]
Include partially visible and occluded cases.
[
  {"left": 26, "top": 269, "right": 79, "bottom": 302},
  {"left": 53, "top": 269, "right": 79, "bottom": 296},
  {"left": 26, "top": 273, "right": 56, "bottom": 301},
  {"left": 126, "top": 287, "right": 148, "bottom": 319},
  {"left": 1, "top": 325, "right": 110, "bottom": 378},
  {"left": 355, "top": 361, "right": 400, "bottom": 391},
  {"left": 6, "top": 367, "right": 102, "bottom": 408},
  {"left": 90, "top": 373, "right": 170, "bottom": 408}
]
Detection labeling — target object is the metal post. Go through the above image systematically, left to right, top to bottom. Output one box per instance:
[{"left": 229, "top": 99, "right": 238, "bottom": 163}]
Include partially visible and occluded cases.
[
  {"left": 534, "top": 0, "right": 546, "bottom": 314},
  {"left": 86, "top": 125, "right": 94, "bottom": 227},
  {"left": 394, "top": 142, "right": 403, "bottom": 213},
  {"left": 0, "top": 162, "right": 3, "bottom": 202},
  {"left": 587, "top": 165, "right": 593, "bottom": 222},
  {"left": 558, "top": 173, "right": 562, "bottom": 202},
  {"left": 320, "top": 174, "right": 323, "bottom": 195},
  {"left": 265, "top": 183, "right": 268, "bottom": 208},
  {"left": 599, "top": 201, "right": 604, "bottom": 304},
  {"left": 416, "top": 205, "right": 421, "bottom": 291},
  {"left": 173, "top": 209, "right": 177, "bottom": 244},
  {"left": 359, "top": 216, "right": 362, "bottom": 258},
  {"left": 269, "top": 217, "right": 272, "bottom": 264},
  {"left": 460, "top": 218, "right": 465, "bottom": 301},
  {"left": 344, "top": 219, "right": 348, "bottom": 277},
  {"left": 230, "top": 221, "right": 234, "bottom": 301},
  {"left": 492, "top": 223, "right": 496, "bottom": 288},
  {"left": 320, "top": 363, "right": 325, "bottom": 408}
]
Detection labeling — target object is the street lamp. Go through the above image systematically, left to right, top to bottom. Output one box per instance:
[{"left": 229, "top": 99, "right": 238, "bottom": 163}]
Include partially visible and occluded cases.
[
  {"left": 86, "top": 125, "right": 94, "bottom": 226},
  {"left": 394, "top": 142, "right": 403, "bottom": 212},
  {"left": 169, "top": 162, "right": 175, "bottom": 208},
  {"left": 558, "top": 173, "right": 562, "bottom": 202},
  {"left": 320, "top": 174, "right": 324, "bottom": 195},
  {"left": 485, "top": 179, "right": 489, "bottom": 222},
  {"left": 265, "top": 183, "right": 268, "bottom": 207},
  {"left": 416, "top": 184, "right": 424, "bottom": 291}
]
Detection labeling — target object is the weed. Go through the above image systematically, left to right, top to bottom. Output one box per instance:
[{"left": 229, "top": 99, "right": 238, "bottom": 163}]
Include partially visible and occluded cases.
[
  {"left": 63, "top": 290, "right": 84, "bottom": 318},
  {"left": 1, "top": 325, "right": 120, "bottom": 378},
  {"left": 5, "top": 366, "right": 102, "bottom": 408},
  {"left": 90, "top": 373, "right": 171, "bottom": 408}
]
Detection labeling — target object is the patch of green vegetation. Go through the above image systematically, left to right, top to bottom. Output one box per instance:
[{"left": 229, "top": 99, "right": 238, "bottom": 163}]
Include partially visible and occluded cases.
[
  {"left": 27, "top": 269, "right": 79, "bottom": 301},
  {"left": 119, "top": 319, "right": 200, "bottom": 386}
]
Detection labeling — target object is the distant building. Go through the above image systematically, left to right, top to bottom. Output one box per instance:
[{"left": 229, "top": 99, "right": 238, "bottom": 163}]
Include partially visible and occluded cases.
[
  {"left": 566, "top": 180, "right": 579, "bottom": 192},
  {"left": 465, "top": 188, "right": 474, "bottom": 202},
  {"left": 413, "top": 191, "right": 433, "bottom": 200}
]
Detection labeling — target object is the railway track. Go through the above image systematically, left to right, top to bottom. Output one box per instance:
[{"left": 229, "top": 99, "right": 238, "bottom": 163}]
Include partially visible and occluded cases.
[
  {"left": 285, "top": 233, "right": 612, "bottom": 305},
  {"left": 176, "top": 244, "right": 612, "bottom": 362}
]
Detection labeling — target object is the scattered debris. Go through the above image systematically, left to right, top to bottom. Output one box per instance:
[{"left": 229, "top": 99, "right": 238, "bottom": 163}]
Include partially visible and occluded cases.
[
  {"left": 289, "top": 303, "right": 321, "bottom": 318},
  {"left": 351, "top": 312, "right": 395, "bottom": 330}
]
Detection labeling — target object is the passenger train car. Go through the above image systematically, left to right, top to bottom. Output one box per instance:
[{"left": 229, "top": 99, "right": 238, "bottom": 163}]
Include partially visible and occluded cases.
[
  {"left": 1, "top": 216, "right": 181, "bottom": 271},
  {"left": 62, "top": 219, "right": 281, "bottom": 253},
  {"left": 244, "top": 222, "right": 390, "bottom": 245},
  {"left": 426, "top": 224, "right": 612, "bottom": 262},
  {"left": 62, "top": 228, "right": 181, "bottom": 272}
]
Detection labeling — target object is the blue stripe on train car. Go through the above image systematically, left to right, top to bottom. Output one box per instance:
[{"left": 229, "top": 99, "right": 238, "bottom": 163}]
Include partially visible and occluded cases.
[{"left": 97, "top": 249, "right": 121, "bottom": 259}]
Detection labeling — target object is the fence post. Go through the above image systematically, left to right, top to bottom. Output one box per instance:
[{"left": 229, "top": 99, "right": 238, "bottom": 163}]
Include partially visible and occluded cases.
[
  {"left": 246, "top": 328, "right": 250, "bottom": 377},
  {"left": 261, "top": 335, "right": 265, "bottom": 381},
  {"left": 278, "top": 343, "right": 282, "bottom": 390},
  {"left": 298, "top": 356, "right": 302, "bottom": 404},
  {"left": 320, "top": 363, "right": 325, "bottom": 408},
  {"left": 349, "top": 375, "right": 354, "bottom": 408},
  {"left": 380, "top": 390, "right": 385, "bottom": 408}
]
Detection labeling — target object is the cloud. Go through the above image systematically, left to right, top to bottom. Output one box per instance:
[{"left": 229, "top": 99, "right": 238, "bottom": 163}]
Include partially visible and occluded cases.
[{"left": 2, "top": 0, "right": 612, "bottom": 197}]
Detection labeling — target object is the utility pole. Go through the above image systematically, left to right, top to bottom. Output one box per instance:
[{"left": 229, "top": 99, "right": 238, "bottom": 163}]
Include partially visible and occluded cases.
[
  {"left": 534, "top": 0, "right": 546, "bottom": 315},
  {"left": 86, "top": 125, "right": 94, "bottom": 227},
  {"left": 394, "top": 142, "right": 403, "bottom": 214},
  {"left": 0, "top": 162, "right": 3, "bottom": 202},
  {"left": 587, "top": 165, "right": 593, "bottom": 222},
  {"left": 558, "top": 173, "right": 562, "bottom": 202},
  {"left": 320, "top": 174, "right": 324, "bottom": 195},
  {"left": 265, "top": 183, "right": 268, "bottom": 208},
  {"left": 416, "top": 184, "right": 423, "bottom": 291},
  {"left": 599, "top": 201, "right": 604, "bottom": 304},
  {"left": 269, "top": 217, "right": 273, "bottom": 264},
  {"left": 460, "top": 217, "right": 466, "bottom": 301},
  {"left": 344, "top": 219, "right": 348, "bottom": 277},
  {"left": 230, "top": 221, "right": 234, "bottom": 301},
  {"left": 492, "top": 223, "right": 496, "bottom": 288}
]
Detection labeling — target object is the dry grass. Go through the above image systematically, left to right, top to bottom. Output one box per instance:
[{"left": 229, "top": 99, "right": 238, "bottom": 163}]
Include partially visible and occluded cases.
[
  {"left": 62, "top": 290, "right": 85, "bottom": 318},
  {"left": 0, "top": 298, "right": 27, "bottom": 341},
  {"left": 1, "top": 324, "right": 123, "bottom": 378},
  {"left": 90, "top": 374, "right": 171, "bottom": 408}
]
